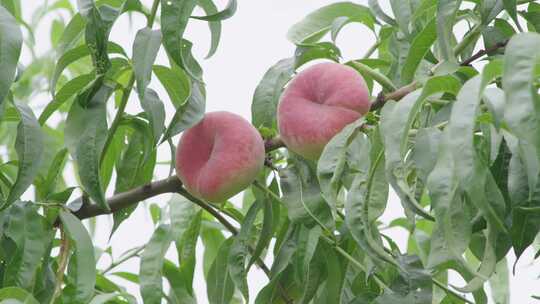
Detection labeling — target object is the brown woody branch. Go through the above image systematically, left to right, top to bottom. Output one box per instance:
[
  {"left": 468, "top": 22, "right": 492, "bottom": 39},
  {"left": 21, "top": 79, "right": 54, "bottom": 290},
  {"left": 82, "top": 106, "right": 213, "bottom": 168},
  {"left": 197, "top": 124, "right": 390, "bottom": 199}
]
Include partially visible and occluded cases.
[{"left": 370, "top": 40, "right": 509, "bottom": 111}]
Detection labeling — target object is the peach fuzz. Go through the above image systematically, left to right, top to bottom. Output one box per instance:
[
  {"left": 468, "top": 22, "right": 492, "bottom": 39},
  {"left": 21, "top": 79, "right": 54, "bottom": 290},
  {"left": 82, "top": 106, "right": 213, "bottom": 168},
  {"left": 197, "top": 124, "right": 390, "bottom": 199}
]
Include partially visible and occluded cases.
[
  {"left": 277, "top": 62, "right": 371, "bottom": 160},
  {"left": 175, "top": 111, "right": 265, "bottom": 203}
]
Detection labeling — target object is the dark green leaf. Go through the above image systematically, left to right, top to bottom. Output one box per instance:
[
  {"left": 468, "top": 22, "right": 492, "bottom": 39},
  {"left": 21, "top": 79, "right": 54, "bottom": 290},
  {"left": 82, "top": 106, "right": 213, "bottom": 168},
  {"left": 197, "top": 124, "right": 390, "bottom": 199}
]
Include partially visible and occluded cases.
[
  {"left": 160, "top": 0, "right": 198, "bottom": 76},
  {"left": 192, "top": 0, "right": 237, "bottom": 21},
  {"left": 196, "top": 0, "right": 222, "bottom": 58},
  {"left": 437, "top": 0, "right": 462, "bottom": 62},
  {"left": 287, "top": 2, "right": 375, "bottom": 45},
  {"left": 0, "top": 6, "right": 22, "bottom": 108},
  {"left": 401, "top": 18, "right": 437, "bottom": 84},
  {"left": 133, "top": 27, "right": 161, "bottom": 99},
  {"left": 50, "top": 41, "right": 125, "bottom": 95},
  {"left": 294, "top": 42, "right": 341, "bottom": 69},
  {"left": 251, "top": 58, "right": 295, "bottom": 130},
  {"left": 39, "top": 73, "right": 94, "bottom": 126},
  {"left": 162, "top": 80, "right": 205, "bottom": 142},
  {"left": 65, "top": 83, "right": 113, "bottom": 211},
  {"left": 5, "top": 103, "right": 43, "bottom": 206},
  {"left": 280, "top": 156, "right": 334, "bottom": 230},
  {"left": 3, "top": 202, "right": 49, "bottom": 290},
  {"left": 59, "top": 210, "right": 96, "bottom": 304},
  {"left": 140, "top": 224, "right": 172, "bottom": 303},
  {"left": 207, "top": 238, "right": 235, "bottom": 304},
  {"left": 0, "top": 287, "right": 39, "bottom": 303}
]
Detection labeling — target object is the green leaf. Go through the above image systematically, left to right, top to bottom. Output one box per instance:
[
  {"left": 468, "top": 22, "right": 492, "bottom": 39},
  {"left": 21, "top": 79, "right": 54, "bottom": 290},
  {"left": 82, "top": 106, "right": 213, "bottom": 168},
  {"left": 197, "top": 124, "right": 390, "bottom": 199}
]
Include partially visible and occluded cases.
[
  {"left": 160, "top": 0, "right": 198, "bottom": 75},
  {"left": 192, "top": 0, "right": 237, "bottom": 21},
  {"left": 196, "top": 0, "right": 222, "bottom": 58},
  {"left": 368, "top": 0, "right": 396, "bottom": 26},
  {"left": 389, "top": 0, "right": 412, "bottom": 35},
  {"left": 437, "top": 0, "right": 462, "bottom": 62},
  {"left": 481, "top": 0, "right": 503, "bottom": 25},
  {"left": 503, "top": 0, "right": 521, "bottom": 31},
  {"left": 78, "top": 1, "right": 119, "bottom": 74},
  {"left": 287, "top": 2, "right": 375, "bottom": 45},
  {"left": 0, "top": 5, "right": 22, "bottom": 107},
  {"left": 56, "top": 13, "right": 85, "bottom": 55},
  {"left": 330, "top": 16, "right": 350, "bottom": 42},
  {"left": 401, "top": 18, "right": 437, "bottom": 84},
  {"left": 133, "top": 27, "right": 161, "bottom": 99},
  {"left": 502, "top": 33, "right": 540, "bottom": 198},
  {"left": 50, "top": 41, "right": 125, "bottom": 95},
  {"left": 294, "top": 42, "right": 341, "bottom": 69},
  {"left": 251, "top": 58, "right": 295, "bottom": 130},
  {"left": 153, "top": 64, "right": 191, "bottom": 107},
  {"left": 39, "top": 73, "right": 94, "bottom": 126},
  {"left": 380, "top": 75, "right": 461, "bottom": 221},
  {"left": 162, "top": 80, "right": 206, "bottom": 142},
  {"left": 65, "top": 83, "right": 113, "bottom": 212},
  {"left": 141, "top": 88, "right": 165, "bottom": 144},
  {"left": 4, "top": 103, "right": 43, "bottom": 206},
  {"left": 317, "top": 118, "right": 364, "bottom": 214},
  {"left": 112, "top": 128, "right": 156, "bottom": 234},
  {"left": 345, "top": 133, "right": 396, "bottom": 266},
  {"left": 40, "top": 148, "right": 69, "bottom": 199},
  {"left": 280, "top": 156, "right": 334, "bottom": 230},
  {"left": 248, "top": 193, "right": 274, "bottom": 269},
  {"left": 228, "top": 201, "right": 261, "bottom": 302},
  {"left": 3, "top": 202, "right": 49, "bottom": 290},
  {"left": 59, "top": 210, "right": 96, "bottom": 304},
  {"left": 176, "top": 210, "right": 202, "bottom": 295},
  {"left": 140, "top": 224, "right": 172, "bottom": 304},
  {"left": 270, "top": 226, "right": 298, "bottom": 278},
  {"left": 207, "top": 238, "right": 235, "bottom": 304},
  {"left": 162, "top": 260, "right": 197, "bottom": 304},
  {"left": 0, "top": 287, "right": 39, "bottom": 304},
  {"left": 88, "top": 293, "right": 137, "bottom": 304}
]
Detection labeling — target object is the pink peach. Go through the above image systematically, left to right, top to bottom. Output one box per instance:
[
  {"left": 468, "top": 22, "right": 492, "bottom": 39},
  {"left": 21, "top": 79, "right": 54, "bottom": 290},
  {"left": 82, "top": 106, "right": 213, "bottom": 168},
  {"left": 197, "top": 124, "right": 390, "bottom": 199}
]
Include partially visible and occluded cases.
[
  {"left": 277, "top": 62, "right": 371, "bottom": 160},
  {"left": 176, "top": 111, "right": 265, "bottom": 203}
]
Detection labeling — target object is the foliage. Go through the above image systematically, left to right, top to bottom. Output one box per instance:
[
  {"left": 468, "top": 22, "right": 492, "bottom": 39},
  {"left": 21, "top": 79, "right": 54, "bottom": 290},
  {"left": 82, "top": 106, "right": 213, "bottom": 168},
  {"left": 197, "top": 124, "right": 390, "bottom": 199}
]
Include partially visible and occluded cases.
[{"left": 0, "top": 0, "right": 538, "bottom": 303}]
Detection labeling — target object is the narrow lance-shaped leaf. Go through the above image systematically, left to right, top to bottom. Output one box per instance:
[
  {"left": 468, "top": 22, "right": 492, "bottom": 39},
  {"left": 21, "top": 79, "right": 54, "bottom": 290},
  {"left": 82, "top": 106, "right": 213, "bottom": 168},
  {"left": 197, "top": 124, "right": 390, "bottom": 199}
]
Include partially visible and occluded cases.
[
  {"left": 160, "top": 0, "right": 197, "bottom": 75},
  {"left": 191, "top": 0, "right": 237, "bottom": 21},
  {"left": 196, "top": 0, "right": 222, "bottom": 58},
  {"left": 437, "top": 0, "right": 462, "bottom": 62},
  {"left": 78, "top": 1, "right": 119, "bottom": 74},
  {"left": 287, "top": 2, "right": 375, "bottom": 45},
  {"left": 0, "top": 6, "right": 22, "bottom": 110},
  {"left": 401, "top": 18, "right": 437, "bottom": 84},
  {"left": 133, "top": 27, "right": 161, "bottom": 98},
  {"left": 502, "top": 33, "right": 540, "bottom": 196},
  {"left": 50, "top": 41, "right": 126, "bottom": 95},
  {"left": 251, "top": 58, "right": 295, "bottom": 130},
  {"left": 162, "top": 80, "right": 206, "bottom": 142},
  {"left": 65, "top": 83, "right": 113, "bottom": 211},
  {"left": 139, "top": 88, "right": 166, "bottom": 145},
  {"left": 6, "top": 103, "right": 44, "bottom": 206},
  {"left": 318, "top": 118, "right": 364, "bottom": 214},
  {"left": 280, "top": 155, "right": 334, "bottom": 231},
  {"left": 228, "top": 201, "right": 262, "bottom": 302},
  {"left": 3, "top": 202, "right": 49, "bottom": 290},
  {"left": 59, "top": 210, "right": 96, "bottom": 304},
  {"left": 176, "top": 210, "right": 202, "bottom": 295},
  {"left": 140, "top": 224, "right": 172, "bottom": 303},
  {"left": 207, "top": 238, "right": 235, "bottom": 304},
  {"left": 0, "top": 287, "right": 40, "bottom": 304}
]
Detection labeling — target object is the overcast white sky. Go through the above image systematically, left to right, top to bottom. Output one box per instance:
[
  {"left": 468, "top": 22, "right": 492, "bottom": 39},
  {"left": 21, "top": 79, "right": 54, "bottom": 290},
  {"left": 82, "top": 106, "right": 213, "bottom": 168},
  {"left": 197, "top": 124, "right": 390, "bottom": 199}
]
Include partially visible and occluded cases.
[{"left": 19, "top": 0, "right": 539, "bottom": 303}]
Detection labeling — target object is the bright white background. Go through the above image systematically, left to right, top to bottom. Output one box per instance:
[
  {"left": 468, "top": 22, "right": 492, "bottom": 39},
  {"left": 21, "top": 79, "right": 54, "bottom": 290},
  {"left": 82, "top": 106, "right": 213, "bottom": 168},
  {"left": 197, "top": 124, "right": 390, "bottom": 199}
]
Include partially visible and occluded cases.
[{"left": 18, "top": 0, "right": 539, "bottom": 303}]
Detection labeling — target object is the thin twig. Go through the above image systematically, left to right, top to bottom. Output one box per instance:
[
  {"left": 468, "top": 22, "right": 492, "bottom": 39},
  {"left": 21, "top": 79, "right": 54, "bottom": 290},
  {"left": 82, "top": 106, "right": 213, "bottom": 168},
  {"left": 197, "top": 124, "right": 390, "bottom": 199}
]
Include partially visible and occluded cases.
[
  {"left": 460, "top": 40, "right": 508, "bottom": 66},
  {"left": 49, "top": 228, "right": 70, "bottom": 304},
  {"left": 100, "top": 246, "right": 144, "bottom": 275}
]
